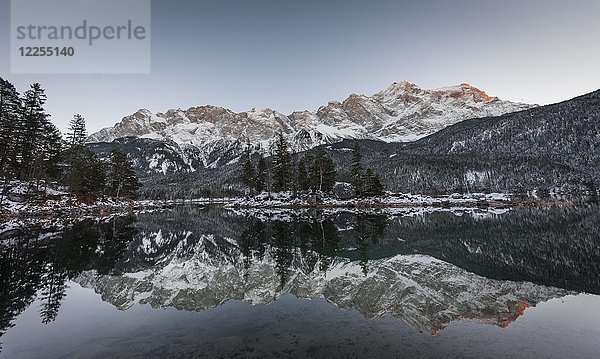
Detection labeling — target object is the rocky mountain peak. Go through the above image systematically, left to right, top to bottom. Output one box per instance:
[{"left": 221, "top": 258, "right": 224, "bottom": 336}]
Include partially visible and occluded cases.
[
  {"left": 86, "top": 81, "right": 534, "bottom": 172},
  {"left": 433, "top": 83, "right": 497, "bottom": 102}
]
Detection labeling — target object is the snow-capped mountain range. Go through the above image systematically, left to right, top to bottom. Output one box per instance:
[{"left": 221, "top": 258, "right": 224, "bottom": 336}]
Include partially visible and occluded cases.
[{"left": 87, "top": 81, "right": 533, "bottom": 169}]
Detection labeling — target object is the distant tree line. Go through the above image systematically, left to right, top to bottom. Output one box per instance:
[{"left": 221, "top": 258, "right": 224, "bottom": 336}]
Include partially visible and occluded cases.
[
  {"left": 0, "top": 77, "right": 141, "bottom": 203},
  {"left": 241, "top": 134, "right": 384, "bottom": 198}
]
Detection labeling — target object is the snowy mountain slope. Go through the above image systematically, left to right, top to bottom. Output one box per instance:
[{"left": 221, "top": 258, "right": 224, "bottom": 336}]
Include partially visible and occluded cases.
[
  {"left": 87, "top": 81, "right": 533, "bottom": 171},
  {"left": 403, "top": 89, "right": 600, "bottom": 180},
  {"left": 87, "top": 137, "right": 244, "bottom": 176}
]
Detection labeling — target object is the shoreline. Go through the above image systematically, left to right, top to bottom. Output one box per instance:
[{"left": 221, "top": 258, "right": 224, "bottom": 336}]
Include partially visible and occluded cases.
[
  {"left": 2, "top": 194, "right": 587, "bottom": 220},
  {"left": 0, "top": 195, "right": 594, "bottom": 237},
  {"left": 1, "top": 200, "right": 174, "bottom": 222}
]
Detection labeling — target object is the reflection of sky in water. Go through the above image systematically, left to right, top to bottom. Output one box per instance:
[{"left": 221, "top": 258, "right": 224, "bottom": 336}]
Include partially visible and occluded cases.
[{"left": 3, "top": 284, "right": 600, "bottom": 359}]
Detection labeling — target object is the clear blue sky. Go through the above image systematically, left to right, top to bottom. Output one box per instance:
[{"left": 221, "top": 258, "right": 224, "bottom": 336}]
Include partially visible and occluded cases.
[{"left": 1, "top": 0, "right": 599, "bottom": 133}]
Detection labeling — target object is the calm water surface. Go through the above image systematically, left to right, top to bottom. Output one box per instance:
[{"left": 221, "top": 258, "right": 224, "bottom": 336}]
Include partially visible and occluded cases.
[{"left": 1, "top": 205, "right": 600, "bottom": 358}]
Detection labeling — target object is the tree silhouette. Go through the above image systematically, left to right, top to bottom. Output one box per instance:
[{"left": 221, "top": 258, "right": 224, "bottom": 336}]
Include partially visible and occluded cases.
[
  {"left": 66, "top": 114, "right": 87, "bottom": 148},
  {"left": 272, "top": 134, "right": 292, "bottom": 192},
  {"left": 107, "top": 148, "right": 141, "bottom": 199}
]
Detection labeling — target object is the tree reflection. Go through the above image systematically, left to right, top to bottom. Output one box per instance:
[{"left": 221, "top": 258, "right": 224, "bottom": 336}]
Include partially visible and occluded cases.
[
  {"left": 3, "top": 205, "right": 600, "bottom": 347},
  {"left": 230, "top": 206, "right": 600, "bottom": 292},
  {"left": 238, "top": 213, "right": 345, "bottom": 287},
  {"left": 355, "top": 214, "right": 388, "bottom": 275},
  {"left": 0, "top": 215, "right": 137, "bottom": 344},
  {"left": 239, "top": 220, "right": 267, "bottom": 277},
  {"left": 272, "top": 222, "right": 294, "bottom": 288},
  {"left": 0, "top": 238, "right": 47, "bottom": 343},
  {"left": 39, "top": 264, "right": 68, "bottom": 324}
]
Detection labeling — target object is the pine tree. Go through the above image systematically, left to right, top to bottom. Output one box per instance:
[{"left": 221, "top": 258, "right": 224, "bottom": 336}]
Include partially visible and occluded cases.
[
  {"left": 0, "top": 78, "right": 23, "bottom": 179},
  {"left": 19, "top": 83, "right": 49, "bottom": 181},
  {"left": 66, "top": 114, "right": 87, "bottom": 147},
  {"left": 39, "top": 121, "right": 63, "bottom": 181},
  {"left": 272, "top": 134, "right": 292, "bottom": 192},
  {"left": 351, "top": 143, "right": 364, "bottom": 197},
  {"left": 67, "top": 147, "right": 107, "bottom": 202},
  {"left": 311, "top": 147, "right": 337, "bottom": 192},
  {"left": 107, "top": 148, "right": 142, "bottom": 199},
  {"left": 241, "top": 151, "right": 256, "bottom": 196},
  {"left": 305, "top": 153, "right": 316, "bottom": 188},
  {"left": 255, "top": 155, "right": 267, "bottom": 193},
  {"left": 290, "top": 155, "right": 298, "bottom": 197},
  {"left": 297, "top": 157, "right": 311, "bottom": 191},
  {"left": 364, "top": 168, "right": 385, "bottom": 196},
  {"left": 371, "top": 172, "right": 385, "bottom": 196}
]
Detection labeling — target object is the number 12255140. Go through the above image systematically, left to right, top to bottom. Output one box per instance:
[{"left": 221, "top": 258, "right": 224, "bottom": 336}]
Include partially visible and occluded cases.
[{"left": 19, "top": 47, "right": 75, "bottom": 57}]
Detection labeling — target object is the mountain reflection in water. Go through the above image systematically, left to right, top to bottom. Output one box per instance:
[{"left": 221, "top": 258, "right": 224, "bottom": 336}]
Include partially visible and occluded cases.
[{"left": 1, "top": 205, "right": 600, "bottom": 352}]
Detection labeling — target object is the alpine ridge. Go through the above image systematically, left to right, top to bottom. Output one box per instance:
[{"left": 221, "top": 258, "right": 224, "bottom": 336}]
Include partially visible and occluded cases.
[{"left": 87, "top": 81, "right": 532, "bottom": 170}]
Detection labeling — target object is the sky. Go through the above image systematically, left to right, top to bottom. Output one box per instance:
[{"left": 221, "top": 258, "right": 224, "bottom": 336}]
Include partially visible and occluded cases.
[{"left": 1, "top": 0, "right": 599, "bottom": 134}]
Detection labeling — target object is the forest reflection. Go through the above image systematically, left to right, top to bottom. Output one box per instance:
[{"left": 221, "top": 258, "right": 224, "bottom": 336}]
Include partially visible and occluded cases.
[
  {"left": 2, "top": 204, "right": 600, "bottom": 343},
  {"left": 239, "top": 213, "right": 387, "bottom": 287},
  {"left": 0, "top": 216, "right": 137, "bottom": 342}
]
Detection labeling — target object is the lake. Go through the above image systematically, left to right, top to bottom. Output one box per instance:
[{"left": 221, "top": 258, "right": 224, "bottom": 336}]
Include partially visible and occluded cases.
[{"left": 1, "top": 205, "right": 600, "bottom": 358}]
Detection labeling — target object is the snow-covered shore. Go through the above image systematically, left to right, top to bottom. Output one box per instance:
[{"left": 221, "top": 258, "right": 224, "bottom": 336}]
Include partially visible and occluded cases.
[
  {"left": 1, "top": 179, "right": 579, "bottom": 232},
  {"left": 0, "top": 181, "right": 172, "bottom": 235},
  {"left": 224, "top": 191, "right": 516, "bottom": 209},
  {"left": 0, "top": 196, "right": 176, "bottom": 239}
]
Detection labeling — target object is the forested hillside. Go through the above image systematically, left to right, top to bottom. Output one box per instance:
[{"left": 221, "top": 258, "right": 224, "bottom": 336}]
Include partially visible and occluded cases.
[
  {"left": 89, "top": 90, "right": 600, "bottom": 198},
  {"left": 330, "top": 90, "right": 600, "bottom": 194}
]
